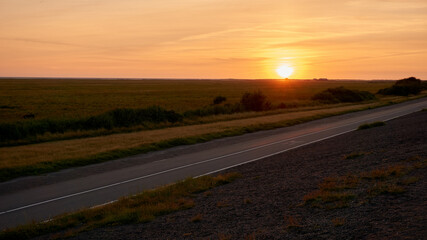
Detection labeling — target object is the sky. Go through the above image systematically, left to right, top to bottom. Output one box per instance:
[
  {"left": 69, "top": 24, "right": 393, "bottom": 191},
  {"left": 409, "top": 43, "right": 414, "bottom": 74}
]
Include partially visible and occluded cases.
[{"left": 0, "top": 0, "right": 426, "bottom": 79}]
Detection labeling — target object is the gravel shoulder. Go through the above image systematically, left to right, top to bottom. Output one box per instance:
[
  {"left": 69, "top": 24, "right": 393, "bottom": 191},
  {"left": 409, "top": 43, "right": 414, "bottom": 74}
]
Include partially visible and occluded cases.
[{"left": 60, "top": 111, "right": 426, "bottom": 239}]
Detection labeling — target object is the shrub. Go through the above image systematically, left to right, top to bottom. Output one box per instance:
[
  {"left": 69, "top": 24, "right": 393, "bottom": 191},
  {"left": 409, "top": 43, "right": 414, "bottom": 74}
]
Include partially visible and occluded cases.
[
  {"left": 377, "top": 77, "right": 424, "bottom": 96},
  {"left": 311, "top": 87, "right": 376, "bottom": 103},
  {"left": 240, "top": 90, "right": 271, "bottom": 111},
  {"left": 213, "top": 96, "right": 227, "bottom": 105},
  {"left": 0, "top": 106, "right": 183, "bottom": 142},
  {"left": 357, "top": 121, "right": 385, "bottom": 130}
]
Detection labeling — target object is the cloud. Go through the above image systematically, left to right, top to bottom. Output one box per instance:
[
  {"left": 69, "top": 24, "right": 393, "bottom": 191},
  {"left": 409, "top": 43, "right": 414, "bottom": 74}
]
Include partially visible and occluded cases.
[
  {"left": 270, "top": 29, "right": 427, "bottom": 49},
  {"left": 0, "top": 37, "right": 94, "bottom": 49},
  {"left": 298, "top": 51, "right": 427, "bottom": 67}
]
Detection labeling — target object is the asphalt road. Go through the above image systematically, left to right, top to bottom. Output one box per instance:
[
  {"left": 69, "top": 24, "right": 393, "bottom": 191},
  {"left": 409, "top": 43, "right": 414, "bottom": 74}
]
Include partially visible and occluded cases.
[{"left": 0, "top": 98, "right": 426, "bottom": 230}]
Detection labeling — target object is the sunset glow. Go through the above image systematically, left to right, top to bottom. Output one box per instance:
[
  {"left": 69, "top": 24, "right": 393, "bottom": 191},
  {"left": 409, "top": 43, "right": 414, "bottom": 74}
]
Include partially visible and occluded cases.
[{"left": 0, "top": 0, "right": 426, "bottom": 79}]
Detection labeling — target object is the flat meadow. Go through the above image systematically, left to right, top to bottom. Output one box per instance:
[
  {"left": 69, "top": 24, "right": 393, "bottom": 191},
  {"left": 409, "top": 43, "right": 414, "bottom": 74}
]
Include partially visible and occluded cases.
[{"left": 0, "top": 79, "right": 393, "bottom": 122}]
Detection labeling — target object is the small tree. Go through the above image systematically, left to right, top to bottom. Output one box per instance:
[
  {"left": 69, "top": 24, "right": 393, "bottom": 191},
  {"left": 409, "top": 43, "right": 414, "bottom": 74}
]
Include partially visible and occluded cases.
[{"left": 240, "top": 90, "right": 270, "bottom": 111}]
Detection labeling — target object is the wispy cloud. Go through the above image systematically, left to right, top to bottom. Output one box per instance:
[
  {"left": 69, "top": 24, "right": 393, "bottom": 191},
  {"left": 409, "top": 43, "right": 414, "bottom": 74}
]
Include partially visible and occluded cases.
[
  {"left": 0, "top": 37, "right": 95, "bottom": 49},
  {"left": 298, "top": 51, "right": 427, "bottom": 67}
]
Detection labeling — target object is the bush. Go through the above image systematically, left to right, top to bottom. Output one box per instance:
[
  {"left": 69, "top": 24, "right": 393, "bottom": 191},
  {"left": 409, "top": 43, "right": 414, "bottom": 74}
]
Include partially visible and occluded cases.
[
  {"left": 377, "top": 77, "right": 424, "bottom": 96},
  {"left": 311, "top": 87, "right": 376, "bottom": 103},
  {"left": 240, "top": 90, "right": 271, "bottom": 111},
  {"left": 212, "top": 96, "right": 227, "bottom": 105},
  {"left": 0, "top": 106, "right": 183, "bottom": 142},
  {"left": 357, "top": 121, "right": 385, "bottom": 130}
]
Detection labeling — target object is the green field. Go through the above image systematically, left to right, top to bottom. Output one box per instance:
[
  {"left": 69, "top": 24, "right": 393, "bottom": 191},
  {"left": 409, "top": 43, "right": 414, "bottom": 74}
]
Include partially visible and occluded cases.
[{"left": 0, "top": 79, "right": 393, "bottom": 123}]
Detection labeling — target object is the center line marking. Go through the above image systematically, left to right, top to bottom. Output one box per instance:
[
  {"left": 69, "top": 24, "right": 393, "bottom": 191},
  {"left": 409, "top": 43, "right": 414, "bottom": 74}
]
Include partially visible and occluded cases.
[{"left": 1, "top": 103, "right": 424, "bottom": 216}]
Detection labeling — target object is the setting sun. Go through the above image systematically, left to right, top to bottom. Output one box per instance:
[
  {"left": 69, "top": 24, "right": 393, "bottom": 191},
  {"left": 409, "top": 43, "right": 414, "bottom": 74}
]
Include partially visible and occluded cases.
[{"left": 276, "top": 64, "right": 294, "bottom": 78}]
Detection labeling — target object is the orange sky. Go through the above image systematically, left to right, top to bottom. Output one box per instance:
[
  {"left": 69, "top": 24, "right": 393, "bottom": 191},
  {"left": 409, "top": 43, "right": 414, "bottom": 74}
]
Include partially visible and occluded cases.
[{"left": 1, "top": 0, "right": 426, "bottom": 79}]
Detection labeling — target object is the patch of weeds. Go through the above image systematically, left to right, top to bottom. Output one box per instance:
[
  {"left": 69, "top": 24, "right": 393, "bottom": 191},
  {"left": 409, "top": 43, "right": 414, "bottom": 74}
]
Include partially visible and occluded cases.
[
  {"left": 357, "top": 121, "right": 385, "bottom": 130},
  {"left": 303, "top": 157, "right": 425, "bottom": 210},
  {"left": 413, "top": 159, "right": 427, "bottom": 169},
  {"left": 362, "top": 165, "right": 407, "bottom": 180},
  {"left": 0, "top": 172, "right": 241, "bottom": 240},
  {"left": 214, "top": 172, "right": 242, "bottom": 185},
  {"left": 303, "top": 174, "right": 359, "bottom": 209},
  {"left": 318, "top": 174, "right": 360, "bottom": 191},
  {"left": 400, "top": 176, "right": 420, "bottom": 185},
  {"left": 367, "top": 182, "right": 405, "bottom": 197},
  {"left": 303, "top": 190, "right": 355, "bottom": 209},
  {"left": 216, "top": 201, "right": 230, "bottom": 208},
  {"left": 190, "top": 214, "right": 203, "bottom": 223},
  {"left": 285, "top": 215, "right": 303, "bottom": 231},
  {"left": 331, "top": 217, "right": 346, "bottom": 227},
  {"left": 245, "top": 232, "right": 257, "bottom": 240},
  {"left": 217, "top": 233, "right": 232, "bottom": 240}
]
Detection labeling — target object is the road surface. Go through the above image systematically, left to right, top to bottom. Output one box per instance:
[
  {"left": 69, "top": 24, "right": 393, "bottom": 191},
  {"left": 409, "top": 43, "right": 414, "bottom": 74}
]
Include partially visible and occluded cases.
[{"left": 0, "top": 98, "right": 426, "bottom": 229}]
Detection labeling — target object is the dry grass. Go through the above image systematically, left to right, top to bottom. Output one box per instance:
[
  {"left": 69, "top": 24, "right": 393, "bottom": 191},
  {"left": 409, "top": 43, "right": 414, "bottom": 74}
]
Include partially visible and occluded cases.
[
  {"left": 0, "top": 100, "right": 401, "bottom": 169},
  {"left": 303, "top": 157, "right": 426, "bottom": 209},
  {"left": 362, "top": 165, "right": 407, "bottom": 180},
  {"left": 400, "top": 176, "right": 420, "bottom": 185},
  {"left": 367, "top": 182, "right": 405, "bottom": 197},
  {"left": 303, "top": 190, "right": 355, "bottom": 209},
  {"left": 216, "top": 201, "right": 230, "bottom": 208},
  {"left": 190, "top": 214, "right": 203, "bottom": 223},
  {"left": 285, "top": 215, "right": 303, "bottom": 230},
  {"left": 331, "top": 217, "right": 346, "bottom": 227},
  {"left": 217, "top": 233, "right": 232, "bottom": 240}
]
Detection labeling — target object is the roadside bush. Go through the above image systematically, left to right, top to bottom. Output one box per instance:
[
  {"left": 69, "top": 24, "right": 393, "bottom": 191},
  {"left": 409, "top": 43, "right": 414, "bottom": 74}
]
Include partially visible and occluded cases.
[
  {"left": 377, "top": 77, "right": 424, "bottom": 96},
  {"left": 311, "top": 87, "right": 376, "bottom": 103},
  {"left": 240, "top": 90, "right": 271, "bottom": 111},
  {"left": 212, "top": 96, "right": 227, "bottom": 105},
  {"left": 0, "top": 106, "right": 183, "bottom": 142},
  {"left": 357, "top": 121, "right": 386, "bottom": 130}
]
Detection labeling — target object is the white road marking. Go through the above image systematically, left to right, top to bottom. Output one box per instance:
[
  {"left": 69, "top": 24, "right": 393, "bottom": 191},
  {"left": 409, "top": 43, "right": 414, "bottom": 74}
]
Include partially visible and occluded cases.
[{"left": 0, "top": 104, "right": 423, "bottom": 216}]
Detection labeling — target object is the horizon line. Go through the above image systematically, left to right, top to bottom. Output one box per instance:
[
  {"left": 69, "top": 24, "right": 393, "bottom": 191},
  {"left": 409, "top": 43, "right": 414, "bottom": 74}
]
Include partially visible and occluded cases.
[{"left": 0, "top": 76, "right": 402, "bottom": 81}]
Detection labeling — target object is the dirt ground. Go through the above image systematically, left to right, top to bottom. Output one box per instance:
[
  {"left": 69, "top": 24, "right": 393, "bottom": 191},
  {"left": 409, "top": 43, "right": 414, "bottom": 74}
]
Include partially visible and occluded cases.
[{"left": 62, "top": 111, "right": 426, "bottom": 240}]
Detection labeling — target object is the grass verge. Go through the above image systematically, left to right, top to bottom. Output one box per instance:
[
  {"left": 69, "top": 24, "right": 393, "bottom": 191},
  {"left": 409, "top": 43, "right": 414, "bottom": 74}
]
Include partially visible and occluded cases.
[{"left": 0, "top": 172, "right": 241, "bottom": 240}]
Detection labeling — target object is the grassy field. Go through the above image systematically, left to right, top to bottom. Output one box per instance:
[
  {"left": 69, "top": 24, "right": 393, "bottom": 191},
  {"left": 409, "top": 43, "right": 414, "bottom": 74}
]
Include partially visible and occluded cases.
[{"left": 0, "top": 79, "right": 393, "bottom": 122}]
